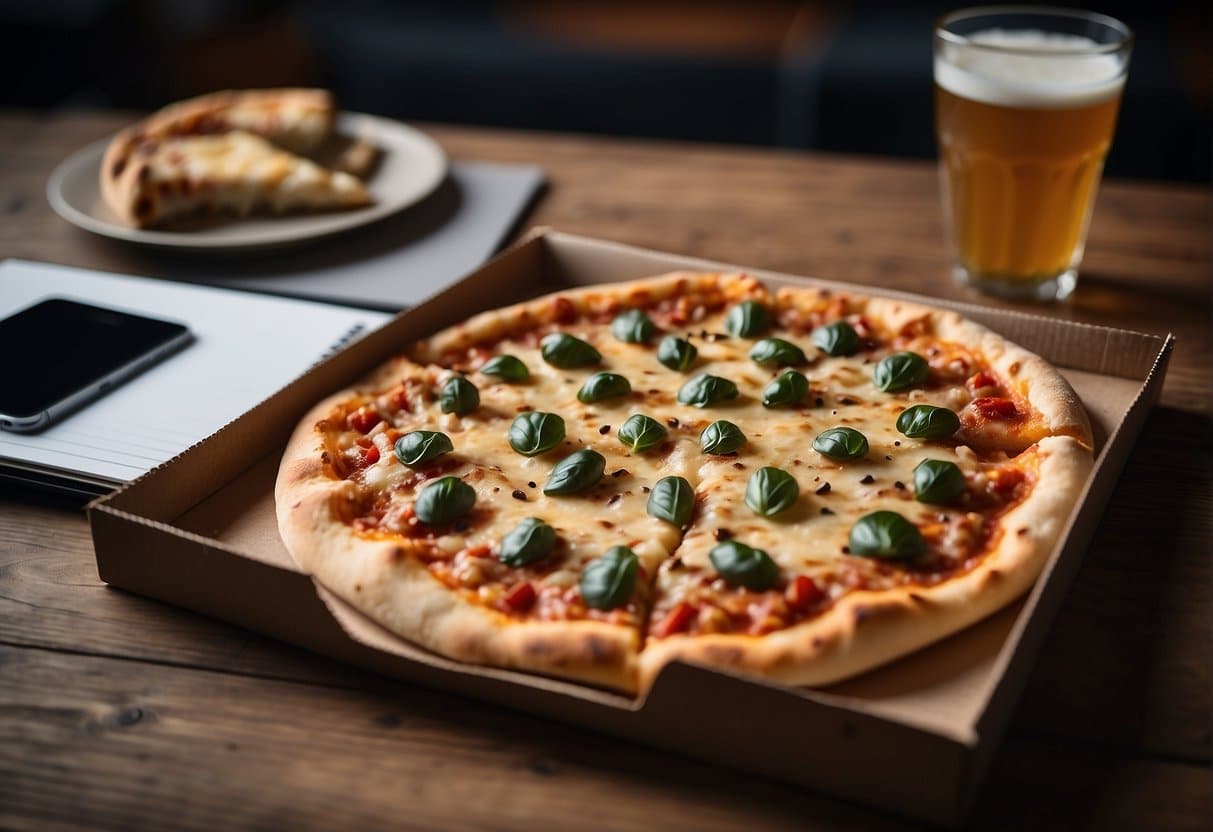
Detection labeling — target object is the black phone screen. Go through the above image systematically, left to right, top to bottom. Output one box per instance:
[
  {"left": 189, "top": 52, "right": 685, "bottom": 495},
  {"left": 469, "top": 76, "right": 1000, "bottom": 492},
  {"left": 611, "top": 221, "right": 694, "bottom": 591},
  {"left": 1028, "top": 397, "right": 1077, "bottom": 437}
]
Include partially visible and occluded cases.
[{"left": 0, "top": 298, "right": 190, "bottom": 419}]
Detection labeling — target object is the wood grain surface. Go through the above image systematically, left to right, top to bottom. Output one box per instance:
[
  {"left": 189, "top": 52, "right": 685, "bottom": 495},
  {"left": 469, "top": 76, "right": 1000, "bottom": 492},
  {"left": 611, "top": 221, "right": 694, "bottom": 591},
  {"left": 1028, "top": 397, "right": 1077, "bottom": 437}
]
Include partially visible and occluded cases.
[{"left": 0, "top": 111, "right": 1209, "bottom": 830}]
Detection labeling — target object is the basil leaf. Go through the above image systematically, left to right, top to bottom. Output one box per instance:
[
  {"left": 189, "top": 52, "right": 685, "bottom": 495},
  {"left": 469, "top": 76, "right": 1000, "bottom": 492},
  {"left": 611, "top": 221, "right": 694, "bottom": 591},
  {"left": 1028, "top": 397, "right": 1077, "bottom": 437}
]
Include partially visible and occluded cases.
[
  {"left": 724, "top": 300, "right": 768, "bottom": 337},
  {"left": 611, "top": 309, "right": 656, "bottom": 343},
  {"left": 811, "top": 321, "right": 859, "bottom": 357},
  {"left": 540, "top": 332, "right": 601, "bottom": 368},
  {"left": 656, "top": 335, "right": 698, "bottom": 372},
  {"left": 749, "top": 338, "right": 807, "bottom": 367},
  {"left": 873, "top": 351, "right": 929, "bottom": 392},
  {"left": 479, "top": 354, "right": 529, "bottom": 382},
  {"left": 762, "top": 369, "right": 808, "bottom": 408},
  {"left": 577, "top": 372, "right": 632, "bottom": 404},
  {"left": 677, "top": 374, "right": 739, "bottom": 408},
  {"left": 440, "top": 376, "right": 480, "bottom": 415},
  {"left": 896, "top": 404, "right": 961, "bottom": 439},
  {"left": 508, "top": 411, "right": 565, "bottom": 456},
  {"left": 617, "top": 414, "right": 667, "bottom": 453},
  {"left": 700, "top": 419, "right": 746, "bottom": 455},
  {"left": 812, "top": 427, "right": 869, "bottom": 461},
  {"left": 394, "top": 430, "right": 453, "bottom": 467},
  {"left": 544, "top": 448, "right": 606, "bottom": 495},
  {"left": 913, "top": 459, "right": 967, "bottom": 504},
  {"left": 744, "top": 466, "right": 800, "bottom": 517},
  {"left": 647, "top": 475, "right": 694, "bottom": 526},
  {"left": 414, "top": 476, "right": 476, "bottom": 525},
  {"left": 848, "top": 510, "right": 925, "bottom": 559},
  {"left": 499, "top": 517, "right": 557, "bottom": 567},
  {"left": 709, "top": 540, "right": 779, "bottom": 590},
  {"left": 580, "top": 545, "right": 639, "bottom": 610}
]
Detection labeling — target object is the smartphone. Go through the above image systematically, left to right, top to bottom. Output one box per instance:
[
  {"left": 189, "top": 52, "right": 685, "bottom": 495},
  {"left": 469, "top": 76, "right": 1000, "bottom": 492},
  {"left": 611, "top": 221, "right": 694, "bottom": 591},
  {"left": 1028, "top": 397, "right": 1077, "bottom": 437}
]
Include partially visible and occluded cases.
[{"left": 0, "top": 298, "right": 193, "bottom": 433}]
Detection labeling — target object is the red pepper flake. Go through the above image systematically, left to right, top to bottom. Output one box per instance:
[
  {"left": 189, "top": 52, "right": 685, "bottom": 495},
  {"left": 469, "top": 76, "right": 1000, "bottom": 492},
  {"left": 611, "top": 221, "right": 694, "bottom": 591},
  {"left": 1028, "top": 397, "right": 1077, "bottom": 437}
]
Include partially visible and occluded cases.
[
  {"left": 973, "top": 397, "right": 1019, "bottom": 419},
  {"left": 346, "top": 406, "right": 381, "bottom": 434},
  {"left": 465, "top": 545, "right": 492, "bottom": 559},
  {"left": 786, "top": 575, "right": 825, "bottom": 612},
  {"left": 503, "top": 582, "right": 537, "bottom": 612},
  {"left": 654, "top": 602, "right": 697, "bottom": 638}
]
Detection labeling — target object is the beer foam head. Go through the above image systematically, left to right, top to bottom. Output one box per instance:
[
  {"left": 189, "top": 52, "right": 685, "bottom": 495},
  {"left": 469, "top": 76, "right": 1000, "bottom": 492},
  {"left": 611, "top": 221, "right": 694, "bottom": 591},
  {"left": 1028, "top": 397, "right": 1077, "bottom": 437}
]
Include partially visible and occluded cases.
[{"left": 936, "top": 28, "right": 1126, "bottom": 109}]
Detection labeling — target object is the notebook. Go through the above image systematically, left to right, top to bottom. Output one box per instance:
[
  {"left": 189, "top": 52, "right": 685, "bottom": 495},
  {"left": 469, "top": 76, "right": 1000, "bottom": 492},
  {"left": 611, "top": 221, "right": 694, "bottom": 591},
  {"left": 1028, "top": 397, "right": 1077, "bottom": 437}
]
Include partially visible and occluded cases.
[{"left": 0, "top": 260, "right": 391, "bottom": 496}]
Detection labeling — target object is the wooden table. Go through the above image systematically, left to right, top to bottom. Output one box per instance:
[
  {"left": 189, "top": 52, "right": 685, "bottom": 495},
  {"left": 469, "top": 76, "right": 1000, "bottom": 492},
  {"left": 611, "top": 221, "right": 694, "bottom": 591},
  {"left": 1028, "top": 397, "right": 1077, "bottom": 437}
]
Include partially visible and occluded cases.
[{"left": 1, "top": 112, "right": 1209, "bottom": 830}]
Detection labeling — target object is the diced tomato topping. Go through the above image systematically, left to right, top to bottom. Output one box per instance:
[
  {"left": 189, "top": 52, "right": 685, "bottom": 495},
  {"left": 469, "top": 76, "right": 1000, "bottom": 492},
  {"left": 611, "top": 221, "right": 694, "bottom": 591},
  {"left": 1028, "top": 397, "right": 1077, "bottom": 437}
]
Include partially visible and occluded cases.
[
  {"left": 552, "top": 296, "right": 577, "bottom": 324},
  {"left": 848, "top": 315, "right": 874, "bottom": 339},
  {"left": 966, "top": 371, "right": 998, "bottom": 392},
  {"left": 388, "top": 388, "right": 412, "bottom": 413},
  {"left": 972, "top": 396, "right": 1019, "bottom": 419},
  {"left": 347, "top": 406, "right": 381, "bottom": 434},
  {"left": 348, "top": 443, "right": 380, "bottom": 470},
  {"left": 989, "top": 467, "right": 1026, "bottom": 498},
  {"left": 464, "top": 545, "right": 492, "bottom": 559},
  {"left": 786, "top": 575, "right": 825, "bottom": 613},
  {"left": 503, "top": 582, "right": 537, "bottom": 612},
  {"left": 653, "top": 602, "right": 697, "bottom": 638}
]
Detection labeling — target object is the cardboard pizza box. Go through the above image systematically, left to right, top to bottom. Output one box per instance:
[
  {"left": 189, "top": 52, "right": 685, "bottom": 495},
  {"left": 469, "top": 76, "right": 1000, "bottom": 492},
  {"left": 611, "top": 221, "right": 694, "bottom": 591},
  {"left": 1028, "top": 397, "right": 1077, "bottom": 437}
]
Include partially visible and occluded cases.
[{"left": 88, "top": 230, "right": 1172, "bottom": 825}]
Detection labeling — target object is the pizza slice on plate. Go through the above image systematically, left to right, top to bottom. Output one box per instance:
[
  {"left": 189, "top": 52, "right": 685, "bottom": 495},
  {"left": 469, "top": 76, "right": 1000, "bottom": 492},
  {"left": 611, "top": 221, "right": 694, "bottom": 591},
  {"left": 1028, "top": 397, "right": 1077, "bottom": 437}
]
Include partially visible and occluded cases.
[
  {"left": 100, "top": 88, "right": 377, "bottom": 228},
  {"left": 101, "top": 131, "right": 371, "bottom": 228}
]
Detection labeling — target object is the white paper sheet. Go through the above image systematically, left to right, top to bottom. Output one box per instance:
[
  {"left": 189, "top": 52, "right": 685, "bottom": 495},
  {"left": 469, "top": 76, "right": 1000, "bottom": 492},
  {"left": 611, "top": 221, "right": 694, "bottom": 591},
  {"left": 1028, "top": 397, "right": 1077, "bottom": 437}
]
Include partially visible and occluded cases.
[{"left": 0, "top": 260, "right": 390, "bottom": 485}]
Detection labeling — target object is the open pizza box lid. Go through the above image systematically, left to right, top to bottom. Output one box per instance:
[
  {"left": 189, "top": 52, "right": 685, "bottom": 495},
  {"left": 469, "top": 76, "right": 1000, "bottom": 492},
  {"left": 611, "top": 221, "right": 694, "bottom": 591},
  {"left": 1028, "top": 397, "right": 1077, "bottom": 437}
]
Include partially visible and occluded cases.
[{"left": 89, "top": 229, "right": 1172, "bottom": 825}]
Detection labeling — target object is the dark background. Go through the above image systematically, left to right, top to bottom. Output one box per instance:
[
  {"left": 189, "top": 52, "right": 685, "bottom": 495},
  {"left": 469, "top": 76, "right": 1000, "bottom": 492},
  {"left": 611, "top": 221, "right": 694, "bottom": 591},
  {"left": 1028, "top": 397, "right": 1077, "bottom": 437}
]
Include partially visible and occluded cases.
[{"left": 2, "top": 0, "right": 1208, "bottom": 182}]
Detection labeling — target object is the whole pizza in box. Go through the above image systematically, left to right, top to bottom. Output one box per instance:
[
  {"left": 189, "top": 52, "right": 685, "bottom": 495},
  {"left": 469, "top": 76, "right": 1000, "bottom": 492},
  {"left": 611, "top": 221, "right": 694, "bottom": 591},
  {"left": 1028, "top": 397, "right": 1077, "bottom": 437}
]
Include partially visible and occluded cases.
[{"left": 276, "top": 273, "right": 1092, "bottom": 693}]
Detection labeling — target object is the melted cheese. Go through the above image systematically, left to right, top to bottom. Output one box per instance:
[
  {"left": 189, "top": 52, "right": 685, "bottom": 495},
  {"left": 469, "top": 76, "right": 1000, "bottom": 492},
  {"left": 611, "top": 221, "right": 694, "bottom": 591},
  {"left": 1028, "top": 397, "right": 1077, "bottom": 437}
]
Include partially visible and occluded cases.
[{"left": 334, "top": 294, "right": 1029, "bottom": 631}]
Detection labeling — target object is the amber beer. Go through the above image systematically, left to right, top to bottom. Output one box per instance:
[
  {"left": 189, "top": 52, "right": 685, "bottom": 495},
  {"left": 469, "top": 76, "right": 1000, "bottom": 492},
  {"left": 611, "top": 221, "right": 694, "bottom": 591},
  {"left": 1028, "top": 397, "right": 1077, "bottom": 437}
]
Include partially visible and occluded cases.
[{"left": 934, "top": 11, "right": 1132, "bottom": 300}]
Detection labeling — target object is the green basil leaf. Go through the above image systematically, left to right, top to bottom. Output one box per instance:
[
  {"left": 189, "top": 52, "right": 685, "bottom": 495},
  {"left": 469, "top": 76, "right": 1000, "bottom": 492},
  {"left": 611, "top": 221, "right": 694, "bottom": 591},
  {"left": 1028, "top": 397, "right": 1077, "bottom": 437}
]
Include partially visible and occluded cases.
[
  {"left": 724, "top": 300, "right": 768, "bottom": 337},
  {"left": 611, "top": 309, "right": 656, "bottom": 343},
  {"left": 811, "top": 321, "right": 859, "bottom": 357},
  {"left": 540, "top": 332, "right": 601, "bottom": 368},
  {"left": 656, "top": 335, "right": 698, "bottom": 372},
  {"left": 749, "top": 337, "right": 807, "bottom": 367},
  {"left": 873, "top": 351, "right": 929, "bottom": 392},
  {"left": 479, "top": 354, "right": 529, "bottom": 382},
  {"left": 762, "top": 369, "right": 808, "bottom": 408},
  {"left": 577, "top": 372, "right": 632, "bottom": 404},
  {"left": 677, "top": 373, "right": 739, "bottom": 408},
  {"left": 440, "top": 376, "right": 480, "bottom": 415},
  {"left": 896, "top": 404, "right": 961, "bottom": 439},
  {"left": 508, "top": 411, "right": 566, "bottom": 456},
  {"left": 617, "top": 414, "right": 667, "bottom": 453},
  {"left": 700, "top": 419, "right": 746, "bottom": 455},
  {"left": 812, "top": 427, "right": 869, "bottom": 461},
  {"left": 394, "top": 430, "right": 453, "bottom": 467},
  {"left": 544, "top": 448, "right": 606, "bottom": 495},
  {"left": 913, "top": 459, "right": 967, "bottom": 504},
  {"left": 744, "top": 466, "right": 800, "bottom": 517},
  {"left": 647, "top": 475, "right": 695, "bottom": 526},
  {"left": 414, "top": 476, "right": 476, "bottom": 525},
  {"left": 848, "top": 510, "right": 925, "bottom": 559},
  {"left": 499, "top": 517, "right": 557, "bottom": 567},
  {"left": 709, "top": 540, "right": 779, "bottom": 590},
  {"left": 580, "top": 545, "right": 639, "bottom": 610}
]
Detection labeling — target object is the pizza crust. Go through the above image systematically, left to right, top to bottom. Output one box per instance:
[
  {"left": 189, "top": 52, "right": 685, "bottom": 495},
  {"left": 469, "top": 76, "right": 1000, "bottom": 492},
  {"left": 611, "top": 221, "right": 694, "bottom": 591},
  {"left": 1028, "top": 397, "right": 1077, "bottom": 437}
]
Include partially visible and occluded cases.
[{"left": 637, "top": 434, "right": 1092, "bottom": 689}]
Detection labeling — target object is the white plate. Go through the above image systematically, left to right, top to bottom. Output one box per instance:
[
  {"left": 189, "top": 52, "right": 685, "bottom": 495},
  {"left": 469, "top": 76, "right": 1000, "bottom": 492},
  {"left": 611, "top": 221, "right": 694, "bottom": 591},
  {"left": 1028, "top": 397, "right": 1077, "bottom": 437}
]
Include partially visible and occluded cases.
[{"left": 46, "top": 112, "right": 447, "bottom": 250}]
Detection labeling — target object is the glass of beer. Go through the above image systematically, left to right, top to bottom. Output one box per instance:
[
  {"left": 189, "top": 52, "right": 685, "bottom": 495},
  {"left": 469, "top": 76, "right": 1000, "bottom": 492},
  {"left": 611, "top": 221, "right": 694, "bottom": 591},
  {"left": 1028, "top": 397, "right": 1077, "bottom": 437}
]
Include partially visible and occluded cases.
[{"left": 934, "top": 7, "right": 1132, "bottom": 300}]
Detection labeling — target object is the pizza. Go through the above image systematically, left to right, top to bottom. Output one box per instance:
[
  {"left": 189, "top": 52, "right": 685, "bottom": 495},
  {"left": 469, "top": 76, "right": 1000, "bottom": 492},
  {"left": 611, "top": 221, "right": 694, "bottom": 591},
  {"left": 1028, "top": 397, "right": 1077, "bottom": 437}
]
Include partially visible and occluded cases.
[
  {"left": 100, "top": 88, "right": 374, "bottom": 227},
  {"left": 275, "top": 272, "right": 1093, "bottom": 693}
]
